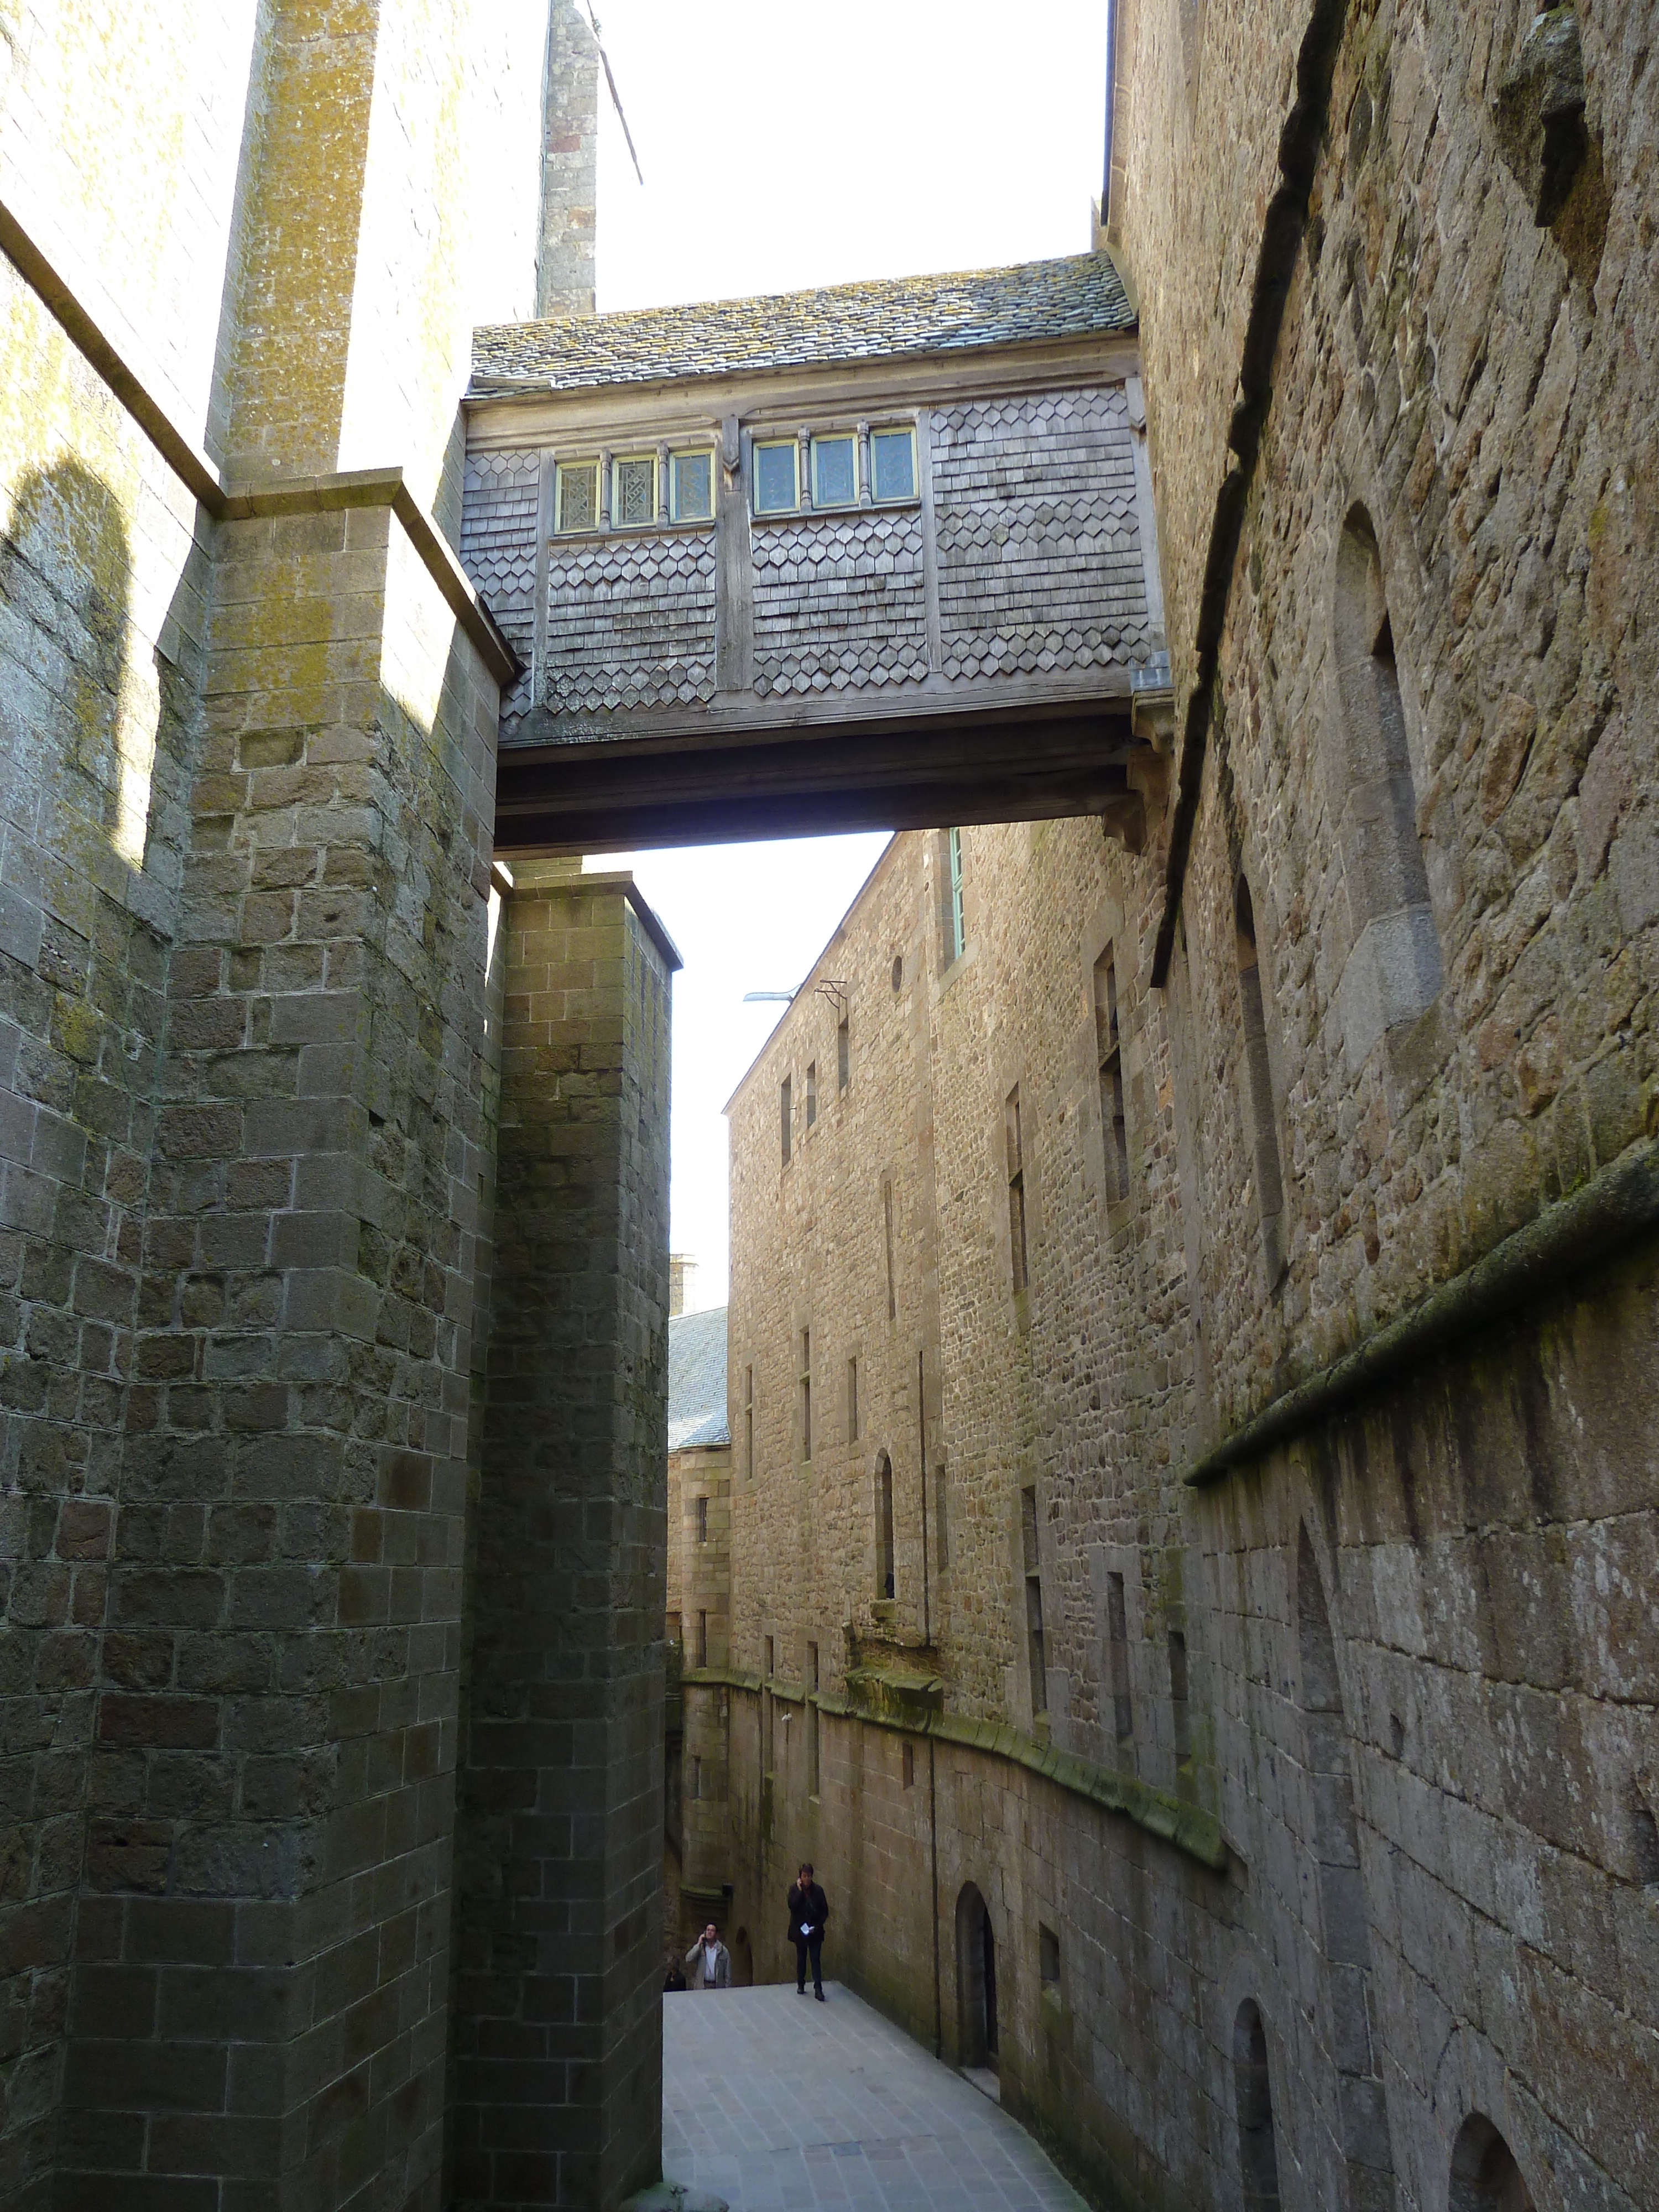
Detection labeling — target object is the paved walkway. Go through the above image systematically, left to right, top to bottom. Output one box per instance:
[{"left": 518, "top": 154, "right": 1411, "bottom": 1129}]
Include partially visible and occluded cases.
[{"left": 663, "top": 1985, "right": 1088, "bottom": 2212}]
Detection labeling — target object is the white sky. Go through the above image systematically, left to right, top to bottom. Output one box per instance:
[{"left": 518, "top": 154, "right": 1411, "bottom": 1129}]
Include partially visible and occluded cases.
[{"left": 580, "top": 0, "right": 1110, "bottom": 1309}]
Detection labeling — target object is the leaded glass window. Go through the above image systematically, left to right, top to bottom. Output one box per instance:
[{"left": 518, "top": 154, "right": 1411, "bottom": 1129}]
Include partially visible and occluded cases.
[
  {"left": 871, "top": 426, "right": 916, "bottom": 502},
  {"left": 812, "top": 435, "right": 856, "bottom": 508},
  {"left": 754, "top": 440, "right": 797, "bottom": 514},
  {"left": 671, "top": 449, "right": 713, "bottom": 521},
  {"left": 613, "top": 454, "right": 656, "bottom": 526},
  {"left": 555, "top": 460, "right": 597, "bottom": 532}
]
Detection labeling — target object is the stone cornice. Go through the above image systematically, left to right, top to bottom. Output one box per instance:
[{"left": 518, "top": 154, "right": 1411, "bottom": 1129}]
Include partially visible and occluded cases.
[
  {"left": 0, "top": 196, "right": 517, "bottom": 690},
  {"left": 1187, "top": 1131, "right": 1659, "bottom": 1487},
  {"left": 679, "top": 1666, "right": 1229, "bottom": 1872}
]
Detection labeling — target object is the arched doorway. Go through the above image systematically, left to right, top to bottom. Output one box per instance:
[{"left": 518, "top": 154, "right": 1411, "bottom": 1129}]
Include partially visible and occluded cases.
[
  {"left": 954, "top": 1883, "right": 999, "bottom": 2070},
  {"left": 1449, "top": 2115, "right": 1534, "bottom": 2212}
]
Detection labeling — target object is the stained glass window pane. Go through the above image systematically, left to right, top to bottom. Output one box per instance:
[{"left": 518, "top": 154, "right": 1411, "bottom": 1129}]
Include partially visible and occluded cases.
[
  {"left": 872, "top": 429, "right": 915, "bottom": 502},
  {"left": 813, "top": 436, "right": 856, "bottom": 507},
  {"left": 755, "top": 442, "right": 796, "bottom": 513},
  {"left": 672, "top": 451, "right": 712, "bottom": 520},
  {"left": 615, "top": 456, "right": 655, "bottom": 526},
  {"left": 557, "top": 462, "right": 596, "bottom": 530}
]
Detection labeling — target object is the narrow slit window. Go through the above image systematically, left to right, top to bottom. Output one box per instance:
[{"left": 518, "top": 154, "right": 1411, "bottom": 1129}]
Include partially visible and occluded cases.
[
  {"left": 870, "top": 425, "right": 916, "bottom": 502},
  {"left": 812, "top": 434, "right": 857, "bottom": 508},
  {"left": 754, "top": 440, "right": 798, "bottom": 514},
  {"left": 670, "top": 449, "right": 713, "bottom": 521},
  {"left": 613, "top": 453, "right": 656, "bottom": 526},
  {"left": 555, "top": 459, "right": 598, "bottom": 532},
  {"left": 947, "top": 828, "right": 966, "bottom": 963},
  {"left": 1235, "top": 880, "right": 1286, "bottom": 1286},
  {"left": 1094, "top": 947, "right": 1129, "bottom": 1203},
  {"left": 837, "top": 1011, "right": 850, "bottom": 1091},
  {"left": 805, "top": 1062, "right": 817, "bottom": 1128},
  {"left": 781, "top": 1075, "right": 792, "bottom": 1165},
  {"left": 1005, "top": 1087, "right": 1029, "bottom": 1296},
  {"left": 882, "top": 1176, "right": 897, "bottom": 1321},
  {"left": 800, "top": 1329, "right": 812, "bottom": 1459},
  {"left": 847, "top": 1356, "right": 859, "bottom": 1443},
  {"left": 744, "top": 1364, "right": 754, "bottom": 1481},
  {"left": 877, "top": 1457, "right": 895, "bottom": 1599},
  {"left": 1022, "top": 1486, "right": 1046, "bottom": 1713},
  {"left": 695, "top": 1495, "right": 708, "bottom": 1545},
  {"left": 1107, "top": 1570, "right": 1133, "bottom": 1744},
  {"left": 696, "top": 1610, "right": 708, "bottom": 1668},
  {"left": 1169, "top": 1629, "right": 1192, "bottom": 1768},
  {"left": 808, "top": 1642, "right": 821, "bottom": 1794},
  {"left": 902, "top": 1740, "right": 916, "bottom": 1790},
  {"left": 690, "top": 1754, "right": 701, "bottom": 1801},
  {"left": 1039, "top": 1924, "right": 1060, "bottom": 1989}
]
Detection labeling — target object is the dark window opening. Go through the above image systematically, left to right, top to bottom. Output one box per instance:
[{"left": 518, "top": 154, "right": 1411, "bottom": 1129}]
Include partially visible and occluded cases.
[
  {"left": 1093, "top": 946, "right": 1130, "bottom": 1203},
  {"left": 891, "top": 953, "right": 903, "bottom": 992},
  {"left": 837, "top": 1011, "right": 850, "bottom": 1090},
  {"left": 805, "top": 1061, "right": 817, "bottom": 1128},
  {"left": 780, "top": 1075, "right": 792, "bottom": 1165},
  {"left": 1005, "top": 1086, "right": 1029, "bottom": 1296},
  {"left": 800, "top": 1329, "right": 811, "bottom": 1459},
  {"left": 847, "top": 1355, "right": 859, "bottom": 1442},
  {"left": 744, "top": 1363, "right": 754, "bottom": 1481},
  {"left": 877, "top": 1455, "right": 895, "bottom": 1599},
  {"left": 1022, "top": 1485, "right": 1046, "bottom": 1712},
  {"left": 695, "top": 1494, "right": 707, "bottom": 1544},
  {"left": 696, "top": 1610, "right": 708, "bottom": 1668},
  {"left": 808, "top": 1641, "right": 821, "bottom": 1795},
  {"left": 902, "top": 1740, "right": 915, "bottom": 1789},
  {"left": 690, "top": 1755, "right": 701, "bottom": 1802},
  {"left": 1233, "top": 2001, "right": 1282, "bottom": 2212},
  {"left": 1449, "top": 2115, "right": 1536, "bottom": 2212}
]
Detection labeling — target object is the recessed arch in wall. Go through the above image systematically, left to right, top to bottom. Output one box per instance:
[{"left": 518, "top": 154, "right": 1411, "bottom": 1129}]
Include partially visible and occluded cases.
[
  {"left": 1327, "top": 502, "right": 1443, "bottom": 1071},
  {"left": 1295, "top": 1525, "right": 1399, "bottom": 2206},
  {"left": 954, "top": 1882, "right": 999, "bottom": 2069},
  {"left": 1232, "top": 1999, "right": 1283, "bottom": 2212},
  {"left": 1448, "top": 2114, "right": 1535, "bottom": 2212}
]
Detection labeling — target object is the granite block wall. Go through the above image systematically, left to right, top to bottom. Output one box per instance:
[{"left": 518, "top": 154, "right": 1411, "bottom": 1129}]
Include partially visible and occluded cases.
[{"left": 451, "top": 868, "right": 671, "bottom": 2212}]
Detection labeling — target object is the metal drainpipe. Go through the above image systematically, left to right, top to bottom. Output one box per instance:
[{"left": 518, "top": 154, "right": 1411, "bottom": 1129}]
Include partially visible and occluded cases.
[{"left": 918, "top": 1347, "right": 930, "bottom": 1646}]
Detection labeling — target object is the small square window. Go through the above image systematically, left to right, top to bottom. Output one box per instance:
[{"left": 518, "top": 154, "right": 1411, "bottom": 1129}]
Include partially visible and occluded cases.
[
  {"left": 870, "top": 427, "right": 916, "bottom": 502},
  {"left": 812, "top": 435, "right": 857, "bottom": 508},
  {"left": 754, "top": 441, "right": 798, "bottom": 514},
  {"left": 671, "top": 449, "right": 713, "bottom": 521},
  {"left": 613, "top": 453, "right": 656, "bottom": 526},
  {"left": 555, "top": 460, "right": 598, "bottom": 532}
]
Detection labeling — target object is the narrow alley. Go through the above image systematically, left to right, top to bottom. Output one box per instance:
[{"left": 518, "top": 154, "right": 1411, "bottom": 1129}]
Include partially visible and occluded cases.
[{"left": 663, "top": 1987, "right": 1087, "bottom": 2212}]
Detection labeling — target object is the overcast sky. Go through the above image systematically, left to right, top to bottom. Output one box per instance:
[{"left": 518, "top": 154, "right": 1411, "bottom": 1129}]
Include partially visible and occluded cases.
[{"left": 579, "top": 0, "right": 1110, "bottom": 1310}]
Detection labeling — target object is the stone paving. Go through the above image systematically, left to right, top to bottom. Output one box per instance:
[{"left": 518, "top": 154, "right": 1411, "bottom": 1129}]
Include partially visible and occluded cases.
[{"left": 663, "top": 1985, "right": 1089, "bottom": 2212}]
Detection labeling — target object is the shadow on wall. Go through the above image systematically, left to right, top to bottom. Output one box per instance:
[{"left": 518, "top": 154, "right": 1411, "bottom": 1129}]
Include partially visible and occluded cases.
[{"left": 0, "top": 455, "right": 147, "bottom": 2204}]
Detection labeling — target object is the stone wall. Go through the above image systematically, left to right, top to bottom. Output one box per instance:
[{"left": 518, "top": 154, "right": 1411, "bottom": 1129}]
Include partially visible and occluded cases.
[{"left": 452, "top": 867, "right": 672, "bottom": 2210}]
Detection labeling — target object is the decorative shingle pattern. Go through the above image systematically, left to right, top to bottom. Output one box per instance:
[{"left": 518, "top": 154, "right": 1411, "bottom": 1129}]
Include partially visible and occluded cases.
[
  {"left": 471, "top": 254, "right": 1134, "bottom": 393},
  {"left": 932, "top": 389, "right": 1151, "bottom": 681},
  {"left": 460, "top": 449, "right": 539, "bottom": 728},
  {"left": 752, "top": 510, "right": 928, "bottom": 698},
  {"left": 543, "top": 531, "right": 717, "bottom": 715},
  {"left": 669, "top": 1306, "right": 729, "bottom": 1451}
]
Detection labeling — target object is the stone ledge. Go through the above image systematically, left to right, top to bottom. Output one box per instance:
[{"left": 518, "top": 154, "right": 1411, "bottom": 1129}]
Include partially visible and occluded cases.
[
  {"left": 1188, "top": 1131, "right": 1659, "bottom": 1488},
  {"left": 680, "top": 1668, "right": 1228, "bottom": 1873}
]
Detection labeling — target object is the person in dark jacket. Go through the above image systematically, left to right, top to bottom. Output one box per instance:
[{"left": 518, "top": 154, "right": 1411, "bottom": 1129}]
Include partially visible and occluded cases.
[{"left": 787, "top": 1863, "right": 829, "bottom": 1999}]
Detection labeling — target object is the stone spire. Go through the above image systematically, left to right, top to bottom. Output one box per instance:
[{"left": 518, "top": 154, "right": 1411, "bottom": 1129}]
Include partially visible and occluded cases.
[{"left": 537, "top": 0, "right": 599, "bottom": 317}]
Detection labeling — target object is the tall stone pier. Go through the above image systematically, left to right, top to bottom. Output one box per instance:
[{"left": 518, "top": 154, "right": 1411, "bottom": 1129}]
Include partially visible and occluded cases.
[{"left": 450, "top": 867, "right": 675, "bottom": 2210}]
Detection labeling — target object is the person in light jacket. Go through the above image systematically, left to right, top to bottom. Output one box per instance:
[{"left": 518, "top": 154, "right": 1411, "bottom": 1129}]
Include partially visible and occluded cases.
[
  {"left": 787, "top": 1863, "right": 829, "bottom": 1999},
  {"left": 685, "top": 1922, "right": 732, "bottom": 1990}
]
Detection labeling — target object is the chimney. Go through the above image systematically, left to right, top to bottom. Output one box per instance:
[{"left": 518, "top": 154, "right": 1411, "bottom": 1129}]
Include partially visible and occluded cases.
[
  {"left": 538, "top": 0, "right": 598, "bottom": 317},
  {"left": 669, "top": 1255, "right": 694, "bottom": 1318}
]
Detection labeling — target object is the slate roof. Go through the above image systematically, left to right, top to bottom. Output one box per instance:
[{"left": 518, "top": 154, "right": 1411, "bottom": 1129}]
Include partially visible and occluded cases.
[
  {"left": 470, "top": 254, "right": 1134, "bottom": 395},
  {"left": 668, "top": 1306, "right": 729, "bottom": 1452}
]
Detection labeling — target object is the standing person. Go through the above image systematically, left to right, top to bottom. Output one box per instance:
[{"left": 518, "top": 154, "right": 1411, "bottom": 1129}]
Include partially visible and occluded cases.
[
  {"left": 787, "top": 1862, "right": 829, "bottom": 2000},
  {"left": 684, "top": 1921, "right": 731, "bottom": 1990}
]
